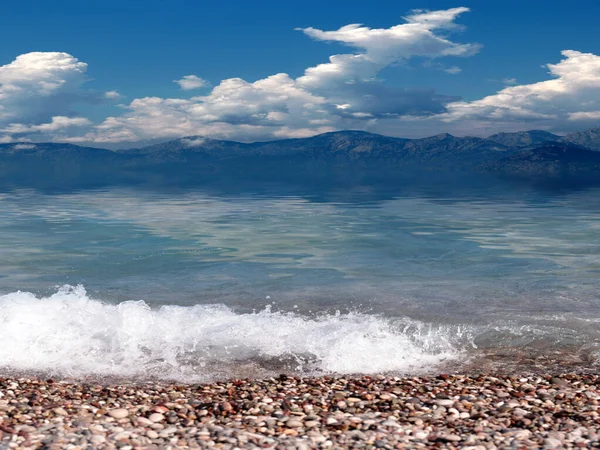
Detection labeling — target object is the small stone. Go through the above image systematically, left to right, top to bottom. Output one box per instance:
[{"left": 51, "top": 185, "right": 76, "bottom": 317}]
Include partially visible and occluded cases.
[
  {"left": 551, "top": 377, "right": 568, "bottom": 387},
  {"left": 219, "top": 401, "right": 233, "bottom": 412},
  {"left": 433, "top": 406, "right": 446, "bottom": 418},
  {"left": 53, "top": 407, "right": 68, "bottom": 416},
  {"left": 512, "top": 407, "right": 528, "bottom": 417},
  {"left": 108, "top": 408, "right": 129, "bottom": 419},
  {"left": 148, "top": 413, "right": 165, "bottom": 423},
  {"left": 135, "top": 417, "right": 153, "bottom": 426},
  {"left": 286, "top": 419, "right": 303, "bottom": 428},
  {"left": 382, "top": 420, "right": 401, "bottom": 427},
  {"left": 159, "top": 426, "right": 177, "bottom": 437},
  {"left": 515, "top": 429, "right": 532, "bottom": 440},
  {"left": 146, "top": 430, "right": 159, "bottom": 439},
  {"left": 113, "top": 431, "right": 131, "bottom": 440},
  {"left": 414, "top": 431, "right": 429, "bottom": 439},
  {"left": 442, "top": 434, "right": 462, "bottom": 442},
  {"left": 90, "top": 435, "right": 106, "bottom": 445},
  {"left": 543, "top": 437, "right": 563, "bottom": 448}
]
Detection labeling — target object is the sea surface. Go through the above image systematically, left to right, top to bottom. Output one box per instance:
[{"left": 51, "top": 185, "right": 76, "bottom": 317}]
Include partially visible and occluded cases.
[{"left": 1, "top": 182, "right": 599, "bottom": 382}]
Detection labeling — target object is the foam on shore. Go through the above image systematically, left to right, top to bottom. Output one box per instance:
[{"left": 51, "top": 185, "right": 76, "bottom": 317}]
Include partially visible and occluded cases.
[{"left": 0, "top": 285, "right": 463, "bottom": 382}]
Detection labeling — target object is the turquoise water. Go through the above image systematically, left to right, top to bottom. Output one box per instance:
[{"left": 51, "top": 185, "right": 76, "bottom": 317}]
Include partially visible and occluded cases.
[{"left": 0, "top": 185, "right": 599, "bottom": 380}]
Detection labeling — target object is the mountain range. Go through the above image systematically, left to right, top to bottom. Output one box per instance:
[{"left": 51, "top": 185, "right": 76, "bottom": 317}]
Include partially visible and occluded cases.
[{"left": 1, "top": 126, "right": 600, "bottom": 187}]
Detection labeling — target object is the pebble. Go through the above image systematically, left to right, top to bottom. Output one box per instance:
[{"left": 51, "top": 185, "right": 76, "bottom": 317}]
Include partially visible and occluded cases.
[
  {"left": 0, "top": 373, "right": 598, "bottom": 449},
  {"left": 53, "top": 407, "right": 68, "bottom": 416},
  {"left": 108, "top": 408, "right": 129, "bottom": 419},
  {"left": 148, "top": 413, "right": 165, "bottom": 422},
  {"left": 286, "top": 419, "right": 303, "bottom": 428},
  {"left": 90, "top": 434, "right": 106, "bottom": 444},
  {"left": 544, "top": 437, "right": 564, "bottom": 448}
]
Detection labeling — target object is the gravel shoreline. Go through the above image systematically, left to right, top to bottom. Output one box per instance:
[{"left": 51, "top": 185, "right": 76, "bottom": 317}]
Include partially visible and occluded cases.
[{"left": 1, "top": 373, "right": 599, "bottom": 449}]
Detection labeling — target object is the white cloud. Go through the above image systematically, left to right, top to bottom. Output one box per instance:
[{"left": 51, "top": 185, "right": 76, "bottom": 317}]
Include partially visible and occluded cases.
[
  {"left": 76, "top": 7, "right": 477, "bottom": 143},
  {"left": 296, "top": 7, "right": 478, "bottom": 91},
  {"left": 19, "top": 9, "right": 600, "bottom": 144},
  {"left": 5, "top": 11, "right": 600, "bottom": 145},
  {"left": 437, "top": 50, "right": 600, "bottom": 132},
  {"left": 0, "top": 52, "right": 88, "bottom": 125},
  {"left": 445, "top": 66, "right": 462, "bottom": 74},
  {"left": 174, "top": 75, "right": 209, "bottom": 90},
  {"left": 104, "top": 90, "right": 123, "bottom": 99},
  {"left": 568, "top": 111, "right": 600, "bottom": 121},
  {"left": 2, "top": 116, "right": 92, "bottom": 134},
  {"left": 179, "top": 137, "right": 207, "bottom": 147},
  {"left": 13, "top": 143, "right": 36, "bottom": 150}
]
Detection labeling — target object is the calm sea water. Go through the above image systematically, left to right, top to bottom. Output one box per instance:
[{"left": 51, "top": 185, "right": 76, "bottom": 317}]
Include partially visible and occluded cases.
[{"left": 1, "top": 184, "right": 599, "bottom": 381}]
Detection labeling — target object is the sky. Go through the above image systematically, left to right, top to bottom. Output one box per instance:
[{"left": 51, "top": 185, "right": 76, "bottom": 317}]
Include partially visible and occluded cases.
[{"left": 1, "top": 0, "right": 600, "bottom": 148}]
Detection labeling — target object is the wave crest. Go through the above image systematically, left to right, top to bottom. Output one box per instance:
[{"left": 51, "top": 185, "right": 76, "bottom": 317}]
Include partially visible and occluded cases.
[{"left": 0, "top": 285, "right": 461, "bottom": 381}]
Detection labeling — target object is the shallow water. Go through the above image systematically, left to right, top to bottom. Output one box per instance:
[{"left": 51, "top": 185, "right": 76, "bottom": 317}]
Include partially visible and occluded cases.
[{"left": 1, "top": 183, "right": 599, "bottom": 381}]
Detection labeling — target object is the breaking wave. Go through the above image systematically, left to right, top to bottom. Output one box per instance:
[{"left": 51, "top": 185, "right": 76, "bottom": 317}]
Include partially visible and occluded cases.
[{"left": 0, "top": 285, "right": 464, "bottom": 382}]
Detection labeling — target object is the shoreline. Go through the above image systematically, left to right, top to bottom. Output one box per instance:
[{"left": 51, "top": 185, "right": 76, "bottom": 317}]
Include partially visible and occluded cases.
[{"left": 1, "top": 372, "right": 599, "bottom": 449}]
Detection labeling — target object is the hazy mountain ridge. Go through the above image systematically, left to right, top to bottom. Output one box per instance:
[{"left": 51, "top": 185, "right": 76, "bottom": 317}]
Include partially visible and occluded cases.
[
  {"left": 0, "top": 127, "right": 600, "bottom": 186},
  {"left": 561, "top": 127, "right": 600, "bottom": 150},
  {"left": 123, "top": 130, "right": 514, "bottom": 165},
  {"left": 487, "top": 130, "right": 561, "bottom": 147},
  {"left": 484, "top": 142, "right": 600, "bottom": 177}
]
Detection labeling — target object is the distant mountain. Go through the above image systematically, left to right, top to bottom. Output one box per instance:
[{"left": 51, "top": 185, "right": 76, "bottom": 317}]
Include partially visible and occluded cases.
[
  {"left": 2, "top": 127, "right": 600, "bottom": 188},
  {"left": 562, "top": 127, "right": 600, "bottom": 150},
  {"left": 487, "top": 130, "right": 560, "bottom": 147},
  {"left": 125, "top": 131, "right": 410, "bottom": 159},
  {"left": 130, "top": 131, "right": 511, "bottom": 166},
  {"left": 247, "top": 131, "right": 409, "bottom": 157},
  {"left": 123, "top": 136, "right": 249, "bottom": 157},
  {"left": 0, "top": 142, "right": 128, "bottom": 187},
  {"left": 0, "top": 142, "right": 121, "bottom": 169},
  {"left": 0, "top": 142, "right": 117, "bottom": 159},
  {"left": 484, "top": 143, "right": 600, "bottom": 176}
]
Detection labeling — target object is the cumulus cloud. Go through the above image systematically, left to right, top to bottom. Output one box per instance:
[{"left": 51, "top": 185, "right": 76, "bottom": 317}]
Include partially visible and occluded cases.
[
  {"left": 75, "top": 7, "right": 477, "bottom": 143},
  {"left": 295, "top": 7, "right": 478, "bottom": 108},
  {"left": 12, "top": 9, "right": 600, "bottom": 144},
  {"left": 437, "top": 50, "right": 600, "bottom": 132},
  {"left": 0, "top": 52, "right": 88, "bottom": 125},
  {"left": 0, "top": 52, "right": 106, "bottom": 143},
  {"left": 174, "top": 75, "right": 209, "bottom": 90},
  {"left": 1, "top": 116, "right": 91, "bottom": 134}
]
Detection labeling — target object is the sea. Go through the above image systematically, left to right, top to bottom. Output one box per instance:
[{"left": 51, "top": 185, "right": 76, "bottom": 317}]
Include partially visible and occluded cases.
[{"left": 1, "top": 181, "right": 599, "bottom": 382}]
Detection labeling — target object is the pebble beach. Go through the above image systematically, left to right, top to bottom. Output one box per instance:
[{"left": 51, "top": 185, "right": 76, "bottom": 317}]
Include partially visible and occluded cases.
[{"left": 1, "top": 373, "right": 599, "bottom": 449}]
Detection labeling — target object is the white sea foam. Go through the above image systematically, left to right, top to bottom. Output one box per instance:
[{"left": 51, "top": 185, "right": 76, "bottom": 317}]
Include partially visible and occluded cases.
[{"left": 0, "top": 285, "right": 461, "bottom": 382}]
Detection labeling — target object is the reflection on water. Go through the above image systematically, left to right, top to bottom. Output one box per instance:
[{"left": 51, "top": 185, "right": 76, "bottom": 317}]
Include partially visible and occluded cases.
[{"left": 0, "top": 182, "right": 600, "bottom": 378}]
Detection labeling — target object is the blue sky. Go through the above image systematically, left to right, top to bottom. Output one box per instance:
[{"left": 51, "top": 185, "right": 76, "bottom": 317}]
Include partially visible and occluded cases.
[{"left": 1, "top": 0, "right": 600, "bottom": 147}]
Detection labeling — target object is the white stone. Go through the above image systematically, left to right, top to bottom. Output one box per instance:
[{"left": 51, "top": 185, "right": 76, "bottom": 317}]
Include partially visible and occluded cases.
[
  {"left": 108, "top": 408, "right": 129, "bottom": 419},
  {"left": 149, "top": 413, "right": 165, "bottom": 423},
  {"left": 146, "top": 430, "right": 159, "bottom": 439}
]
